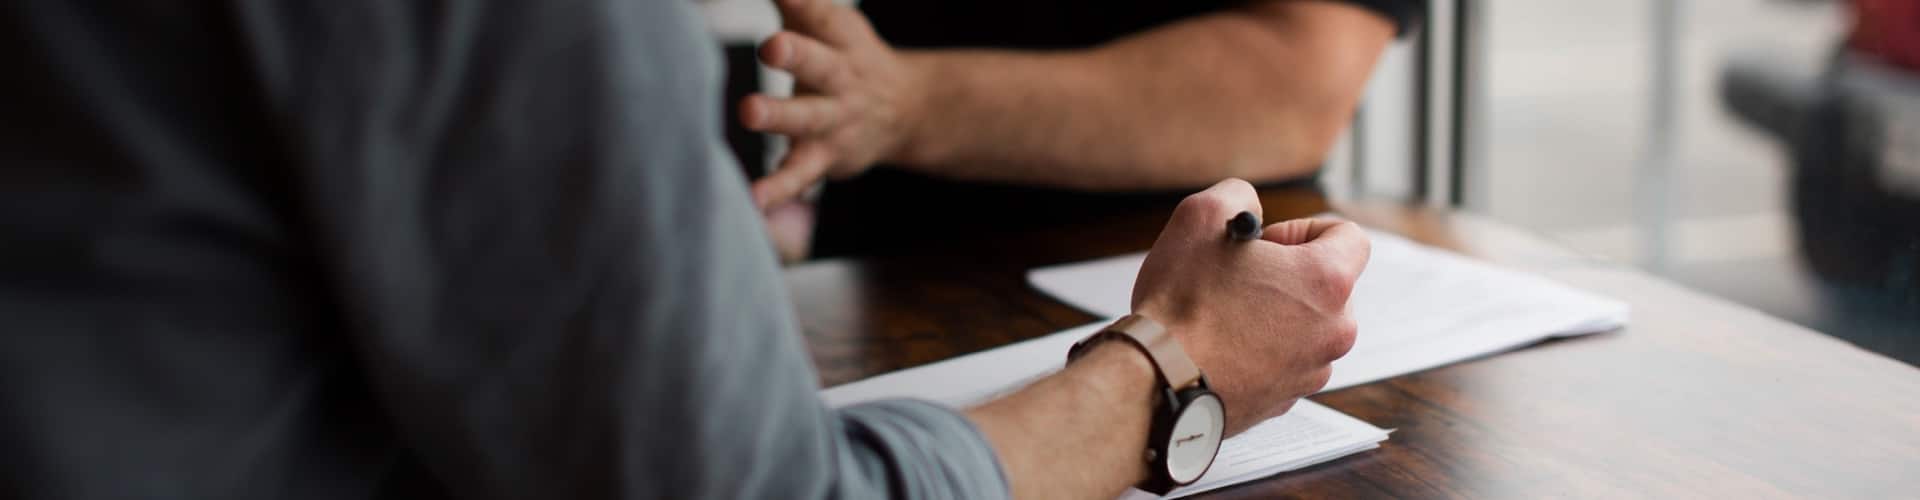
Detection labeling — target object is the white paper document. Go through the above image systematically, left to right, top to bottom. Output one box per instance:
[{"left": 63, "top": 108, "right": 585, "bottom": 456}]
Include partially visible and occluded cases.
[
  {"left": 822, "top": 227, "right": 1626, "bottom": 498},
  {"left": 1027, "top": 228, "right": 1632, "bottom": 392},
  {"left": 822, "top": 322, "right": 1390, "bottom": 499}
]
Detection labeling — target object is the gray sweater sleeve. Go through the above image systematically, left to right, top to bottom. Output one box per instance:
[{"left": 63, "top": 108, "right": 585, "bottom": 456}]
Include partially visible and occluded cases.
[{"left": 243, "top": 0, "right": 1008, "bottom": 498}]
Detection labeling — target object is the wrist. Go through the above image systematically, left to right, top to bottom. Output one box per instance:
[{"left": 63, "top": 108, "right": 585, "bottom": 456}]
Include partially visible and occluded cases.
[
  {"left": 886, "top": 50, "right": 946, "bottom": 167},
  {"left": 1132, "top": 300, "right": 1198, "bottom": 349},
  {"left": 1070, "top": 314, "right": 1227, "bottom": 493},
  {"left": 965, "top": 330, "right": 1160, "bottom": 499},
  {"left": 1076, "top": 338, "right": 1159, "bottom": 399},
  {"left": 1069, "top": 340, "right": 1157, "bottom": 484}
]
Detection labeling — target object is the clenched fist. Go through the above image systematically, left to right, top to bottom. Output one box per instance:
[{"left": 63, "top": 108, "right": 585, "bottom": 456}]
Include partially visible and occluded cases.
[{"left": 1131, "top": 179, "right": 1370, "bottom": 435}]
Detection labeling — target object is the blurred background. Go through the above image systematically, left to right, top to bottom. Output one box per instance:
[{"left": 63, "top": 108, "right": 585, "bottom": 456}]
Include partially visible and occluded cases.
[
  {"left": 705, "top": 0, "right": 1919, "bottom": 365},
  {"left": 1463, "top": 0, "right": 1919, "bottom": 366}
]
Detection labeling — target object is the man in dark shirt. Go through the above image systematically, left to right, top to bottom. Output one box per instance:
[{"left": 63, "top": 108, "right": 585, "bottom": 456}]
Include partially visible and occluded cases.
[
  {"left": 738, "top": 0, "right": 1422, "bottom": 259},
  {"left": 1, "top": 1, "right": 1369, "bottom": 499}
]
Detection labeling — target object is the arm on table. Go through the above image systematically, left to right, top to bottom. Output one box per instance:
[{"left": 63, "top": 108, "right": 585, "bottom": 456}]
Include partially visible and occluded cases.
[
  {"left": 744, "top": 0, "right": 1398, "bottom": 205},
  {"left": 894, "top": 1, "right": 1396, "bottom": 190},
  {"left": 968, "top": 342, "right": 1159, "bottom": 500}
]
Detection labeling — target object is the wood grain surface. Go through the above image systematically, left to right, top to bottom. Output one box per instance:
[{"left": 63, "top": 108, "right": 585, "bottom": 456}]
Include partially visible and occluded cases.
[{"left": 784, "top": 187, "right": 1920, "bottom": 498}]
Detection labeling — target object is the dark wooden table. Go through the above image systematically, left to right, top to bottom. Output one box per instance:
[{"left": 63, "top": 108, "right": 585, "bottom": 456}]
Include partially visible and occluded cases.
[{"left": 784, "top": 187, "right": 1920, "bottom": 498}]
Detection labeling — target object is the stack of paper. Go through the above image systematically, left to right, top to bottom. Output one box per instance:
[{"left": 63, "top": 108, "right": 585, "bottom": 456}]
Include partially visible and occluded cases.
[
  {"left": 822, "top": 226, "right": 1628, "bottom": 498},
  {"left": 1027, "top": 228, "right": 1631, "bottom": 392},
  {"left": 821, "top": 322, "right": 1391, "bottom": 499}
]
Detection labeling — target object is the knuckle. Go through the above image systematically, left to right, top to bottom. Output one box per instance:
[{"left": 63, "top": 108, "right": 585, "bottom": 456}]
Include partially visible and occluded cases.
[
  {"left": 821, "top": 7, "right": 858, "bottom": 36},
  {"left": 841, "top": 8, "right": 877, "bottom": 33},
  {"left": 781, "top": 31, "right": 807, "bottom": 57},
  {"left": 803, "top": 43, "right": 837, "bottom": 70},
  {"left": 828, "top": 67, "right": 858, "bottom": 93},
  {"left": 804, "top": 103, "right": 833, "bottom": 132},
  {"left": 790, "top": 111, "right": 816, "bottom": 134},
  {"left": 804, "top": 148, "right": 837, "bottom": 173},
  {"left": 1177, "top": 191, "right": 1231, "bottom": 219},
  {"left": 1329, "top": 222, "right": 1372, "bottom": 263},
  {"left": 1347, "top": 222, "right": 1373, "bottom": 251},
  {"left": 1336, "top": 225, "right": 1367, "bottom": 257},
  {"left": 1336, "top": 260, "right": 1361, "bottom": 295},
  {"left": 1308, "top": 262, "right": 1356, "bottom": 307},
  {"left": 1326, "top": 317, "right": 1359, "bottom": 360},
  {"left": 1308, "top": 367, "right": 1333, "bottom": 393},
  {"left": 1270, "top": 398, "right": 1300, "bottom": 417}
]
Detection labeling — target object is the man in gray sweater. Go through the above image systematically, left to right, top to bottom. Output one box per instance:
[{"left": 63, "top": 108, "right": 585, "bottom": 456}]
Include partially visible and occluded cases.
[{"left": 0, "top": 1, "right": 1368, "bottom": 499}]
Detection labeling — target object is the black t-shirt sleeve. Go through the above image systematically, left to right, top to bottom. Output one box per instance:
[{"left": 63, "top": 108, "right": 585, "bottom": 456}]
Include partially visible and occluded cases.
[{"left": 1335, "top": 0, "right": 1427, "bottom": 36}]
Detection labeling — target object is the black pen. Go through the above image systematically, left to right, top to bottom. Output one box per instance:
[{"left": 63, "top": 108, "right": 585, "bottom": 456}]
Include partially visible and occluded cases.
[{"left": 1227, "top": 211, "right": 1262, "bottom": 241}]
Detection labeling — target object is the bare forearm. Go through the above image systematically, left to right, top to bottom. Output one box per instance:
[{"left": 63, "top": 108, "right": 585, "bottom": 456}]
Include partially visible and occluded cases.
[
  {"left": 891, "top": 1, "right": 1394, "bottom": 190},
  {"left": 965, "top": 341, "right": 1157, "bottom": 500}
]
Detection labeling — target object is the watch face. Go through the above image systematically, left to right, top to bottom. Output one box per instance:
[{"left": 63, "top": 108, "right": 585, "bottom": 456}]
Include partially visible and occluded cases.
[{"left": 1164, "top": 392, "right": 1225, "bottom": 484}]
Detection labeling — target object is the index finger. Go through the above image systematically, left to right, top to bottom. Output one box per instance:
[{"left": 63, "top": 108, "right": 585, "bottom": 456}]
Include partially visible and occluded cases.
[
  {"left": 775, "top": 0, "right": 859, "bottom": 47},
  {"left": 775, "top": 0, "right": 832, "bottom": 31},
  {"left": 758, "top": 32, "right": 852, "bottom": 93},
  {"left": 1260, "top": 218, "right": 1344, "bottom": 246},
  {"left": 1282, "top": 219, "right": 1371, "bottom": 280}
]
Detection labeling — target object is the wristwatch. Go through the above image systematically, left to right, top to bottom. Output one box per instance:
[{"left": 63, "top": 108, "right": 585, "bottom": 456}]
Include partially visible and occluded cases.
[{"left": 1067, "top": 314, "right": 1225, "bottom": 495}]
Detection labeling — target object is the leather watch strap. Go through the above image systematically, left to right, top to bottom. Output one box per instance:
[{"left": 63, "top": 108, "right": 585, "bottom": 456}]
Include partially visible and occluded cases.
[{"left": 1080, "top": 315, "right": 1203, "bottom": 390}]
